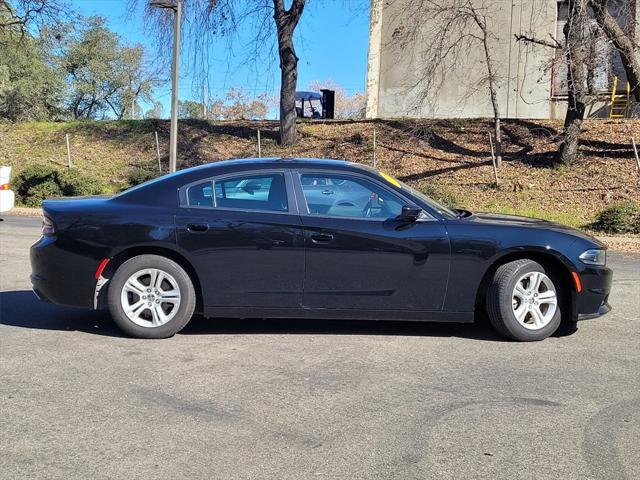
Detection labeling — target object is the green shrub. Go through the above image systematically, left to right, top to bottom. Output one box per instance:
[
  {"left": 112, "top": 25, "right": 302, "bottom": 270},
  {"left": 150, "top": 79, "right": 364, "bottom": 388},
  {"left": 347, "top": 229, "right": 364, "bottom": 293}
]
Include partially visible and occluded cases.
[
  {"left": 13, "top": 165, "right": 106, "bottom": 207},
  {"left": 57, "top": 168, "right": 106, "bottom": 197},
  {"left": 126, "top": 168, "right": 161, "bottom": 188},
  {"left": 592, "top": 202, "right": 640, "bottom": 234}
]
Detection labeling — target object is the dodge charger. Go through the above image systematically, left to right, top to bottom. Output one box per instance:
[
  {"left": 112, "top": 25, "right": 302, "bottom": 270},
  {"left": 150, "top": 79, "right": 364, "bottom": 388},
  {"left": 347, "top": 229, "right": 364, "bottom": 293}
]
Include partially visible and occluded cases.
[{"left": 30, "top": 158, "right": 613, "bottom": 341}]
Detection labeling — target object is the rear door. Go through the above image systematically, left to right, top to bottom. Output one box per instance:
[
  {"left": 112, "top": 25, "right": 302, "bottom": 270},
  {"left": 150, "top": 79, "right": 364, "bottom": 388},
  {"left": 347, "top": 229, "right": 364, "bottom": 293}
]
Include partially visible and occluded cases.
[
  {"left": 175, "top": 169, "right": 305, "bottom": 308},
  {"left": 294, "top": 170, "right": 450, "bottom": 312}
]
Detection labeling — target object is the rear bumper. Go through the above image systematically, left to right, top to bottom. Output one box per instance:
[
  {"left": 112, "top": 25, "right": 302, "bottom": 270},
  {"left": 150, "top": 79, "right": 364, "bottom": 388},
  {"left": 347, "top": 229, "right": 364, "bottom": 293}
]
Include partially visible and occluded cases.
[
  {"left": 30, "top": 235, "right": 97, "bottom": 309},
  {"left": 576, "top": 265, "right": 613, "bottom": 320},
  {"left": 31, "top": 285, "right": 52, "bottom": 303}
]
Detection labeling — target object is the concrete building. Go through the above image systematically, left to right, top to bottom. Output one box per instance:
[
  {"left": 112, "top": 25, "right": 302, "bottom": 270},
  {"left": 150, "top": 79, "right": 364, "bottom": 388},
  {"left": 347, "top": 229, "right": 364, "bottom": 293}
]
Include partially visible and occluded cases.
[{"left": 365, "top": 0, "right": 639, "bottom": 120}]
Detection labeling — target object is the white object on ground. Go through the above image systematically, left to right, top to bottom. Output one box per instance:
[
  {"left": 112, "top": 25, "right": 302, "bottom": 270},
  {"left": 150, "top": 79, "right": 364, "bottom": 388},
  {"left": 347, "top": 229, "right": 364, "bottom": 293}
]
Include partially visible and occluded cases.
[{"left": 0, "top": 166, "right": 16, "bottom": 213}]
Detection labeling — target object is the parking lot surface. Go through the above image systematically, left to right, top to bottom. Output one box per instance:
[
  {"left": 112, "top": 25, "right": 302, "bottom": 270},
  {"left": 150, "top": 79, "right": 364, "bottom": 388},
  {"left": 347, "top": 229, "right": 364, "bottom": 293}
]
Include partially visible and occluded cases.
[{"left": 1, "top": 216, "right": 639, "bottom": 479}]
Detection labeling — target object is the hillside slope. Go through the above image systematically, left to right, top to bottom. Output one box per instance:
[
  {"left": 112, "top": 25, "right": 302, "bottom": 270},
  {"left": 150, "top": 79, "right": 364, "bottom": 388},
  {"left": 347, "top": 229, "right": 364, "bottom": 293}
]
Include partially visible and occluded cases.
[{"left": 1, "top": 118, "right": 639, "bottom": 228}]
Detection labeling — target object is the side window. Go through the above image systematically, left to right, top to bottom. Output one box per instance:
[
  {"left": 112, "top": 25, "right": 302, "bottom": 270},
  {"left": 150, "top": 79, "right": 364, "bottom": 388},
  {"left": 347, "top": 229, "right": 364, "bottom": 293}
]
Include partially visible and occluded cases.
[
  {"left": 214, "top": 173, "right": 288, "bottom": 212},
  {"left": 300, "top": 173, "right": 404, "bottom": 219},
  {"left": 187, "top": 181, "right": 213, "bottom": 207}
]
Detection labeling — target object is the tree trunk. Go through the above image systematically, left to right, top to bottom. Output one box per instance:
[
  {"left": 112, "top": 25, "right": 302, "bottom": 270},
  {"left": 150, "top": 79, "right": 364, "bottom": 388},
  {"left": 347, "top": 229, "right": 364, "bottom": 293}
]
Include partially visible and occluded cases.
[
  {"left": 273, "top": 0, "right": 305, "bottom": 146},
  {"left": 556, "top": 0, "right": 589, "bottom": 166},
  {"left": 590, "top": 0, "right": 640, "bottom": 102},
  {"left": 473, "top": 9, "right": 503, "bottom": 168},
  {"left": 276, "top": 23, "right": 298, "bottom": 146},
  {"left": 484, "top": 38, "right": 502, "bottom": 168},
  {"left": 494, "top": 117, "right": 502, "bottom": 167}
]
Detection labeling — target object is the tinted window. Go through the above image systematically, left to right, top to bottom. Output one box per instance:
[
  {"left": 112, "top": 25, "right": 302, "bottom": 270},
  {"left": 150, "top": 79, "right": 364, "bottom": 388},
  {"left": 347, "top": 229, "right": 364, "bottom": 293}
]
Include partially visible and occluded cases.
[
  {"left": 214, "top": 173, "right": 288, "bottom": 212},
  {"left": 300, "top": 174, "right": 403, "bottom": 219},
  {"left": 188, "top": 181, "right": 214, "bottom": 207}
]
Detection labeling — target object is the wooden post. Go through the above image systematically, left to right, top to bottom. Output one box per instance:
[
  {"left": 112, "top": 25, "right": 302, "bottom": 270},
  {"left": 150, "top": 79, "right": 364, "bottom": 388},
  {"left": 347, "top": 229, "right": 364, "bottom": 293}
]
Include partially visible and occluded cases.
[
  {"left": 202, "top": 82, "right": 207, "bottom": 119},
  {"left": 372, "top": 128, "right": 377, "bottom": 168},
  {"left": 257, "top": 129, "right": 262, "bottom": 158},
  {"left": 155, "top": 131, "right": 162, "bottom": 172},
  {"left": 488, "top": 132, "right": 499, "bottom": 185},
  {"left": 65, "top": 134, "right": 72, "bottom": 168},
  {"left": 632, "top": 137, "right": 640, "bottom": 174}
]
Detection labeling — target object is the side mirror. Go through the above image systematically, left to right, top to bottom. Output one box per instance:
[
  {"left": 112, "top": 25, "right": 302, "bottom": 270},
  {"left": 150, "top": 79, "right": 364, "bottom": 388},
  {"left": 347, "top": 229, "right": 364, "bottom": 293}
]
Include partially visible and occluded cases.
[{"left": 400, "top": 205, "right": 422, "bottom": 222}]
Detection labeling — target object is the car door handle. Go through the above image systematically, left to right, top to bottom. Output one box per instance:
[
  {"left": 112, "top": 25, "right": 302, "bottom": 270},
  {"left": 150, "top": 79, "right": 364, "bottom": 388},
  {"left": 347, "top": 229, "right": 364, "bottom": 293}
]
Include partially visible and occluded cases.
[
  {"left": 321, "top": 190, "right": 334, "bottom": 195},
  {"left": 187, "top": 223, "right": 209, "bottom": 233},
  {"left": 310, "top": 233, "right": 334, "bottom": 243}
]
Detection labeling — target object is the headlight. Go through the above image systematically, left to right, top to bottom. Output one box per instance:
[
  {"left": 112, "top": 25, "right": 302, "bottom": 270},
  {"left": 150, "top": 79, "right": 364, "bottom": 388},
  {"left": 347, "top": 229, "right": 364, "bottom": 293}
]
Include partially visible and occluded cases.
[{"left": 579, "top": 249, "right": 606, "bottom": 266}]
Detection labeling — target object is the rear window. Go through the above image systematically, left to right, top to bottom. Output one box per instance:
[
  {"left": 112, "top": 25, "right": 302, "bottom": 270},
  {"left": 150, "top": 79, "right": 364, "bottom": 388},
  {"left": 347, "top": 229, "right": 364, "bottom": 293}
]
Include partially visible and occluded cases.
[
  {"left": 214, "top": 173, "right": 288, "bottom": 212},
  {"left": 187, "top": 181, "right": 214, "bottom": 207}
]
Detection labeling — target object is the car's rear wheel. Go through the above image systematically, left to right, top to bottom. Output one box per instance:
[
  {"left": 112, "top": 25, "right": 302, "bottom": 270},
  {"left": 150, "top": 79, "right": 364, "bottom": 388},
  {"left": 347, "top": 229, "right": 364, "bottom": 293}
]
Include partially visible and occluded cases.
[
  {"left": 107, "top": 255, "right": 196, "bottom": 339},
  {"left": 486, "top": 259, "right": 562, "bottom": 341}
]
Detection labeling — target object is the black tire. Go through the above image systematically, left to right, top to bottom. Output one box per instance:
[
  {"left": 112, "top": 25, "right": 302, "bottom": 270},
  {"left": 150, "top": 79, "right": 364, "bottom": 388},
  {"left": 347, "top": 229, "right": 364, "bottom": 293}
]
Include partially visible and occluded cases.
[
  {"left": 107, "top": 255, "right": 196, "bottom": 339},
  {"left": 486, "top": 259, "right": 563, "bottom": 341}
]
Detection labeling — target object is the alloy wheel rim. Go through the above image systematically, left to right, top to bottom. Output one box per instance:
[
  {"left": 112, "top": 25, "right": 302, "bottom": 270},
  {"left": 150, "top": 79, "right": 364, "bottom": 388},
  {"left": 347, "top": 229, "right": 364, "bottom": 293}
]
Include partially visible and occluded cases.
[
  {"left": 120, "top": 268, "right": 181, "bottom": 328},
  {"left": 511, "top": 271, "right": 558, "bottom": 330}
]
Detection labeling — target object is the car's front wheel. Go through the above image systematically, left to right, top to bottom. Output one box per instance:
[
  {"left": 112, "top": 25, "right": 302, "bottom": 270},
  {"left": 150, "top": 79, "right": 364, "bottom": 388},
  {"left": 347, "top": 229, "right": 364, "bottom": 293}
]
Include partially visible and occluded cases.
[
  {"left": 107, "top": 255, "right": 196, "bottom": 339},
  {"left": 486, "top": 259, "right": 562, "bottom": 341}
]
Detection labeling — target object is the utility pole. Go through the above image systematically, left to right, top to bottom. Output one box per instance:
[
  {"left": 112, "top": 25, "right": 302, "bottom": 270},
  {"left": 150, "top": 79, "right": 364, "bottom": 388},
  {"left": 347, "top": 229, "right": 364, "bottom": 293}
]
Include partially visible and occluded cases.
[
  {"left": 150, "top": 0, "right": 181, "bottom": 173},
  {"left": 169, "top": 0, "right": 181, "bottom": 173}
]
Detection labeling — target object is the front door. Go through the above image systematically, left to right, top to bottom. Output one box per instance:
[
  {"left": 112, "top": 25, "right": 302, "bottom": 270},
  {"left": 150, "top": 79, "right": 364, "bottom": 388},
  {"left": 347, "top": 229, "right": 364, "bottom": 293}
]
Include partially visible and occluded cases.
[
  {"left": 175, "top": 170, "right": 305, "bottom": 308},
  {"left": 295, "top": 171, "right": 450, "bottom": 312}
]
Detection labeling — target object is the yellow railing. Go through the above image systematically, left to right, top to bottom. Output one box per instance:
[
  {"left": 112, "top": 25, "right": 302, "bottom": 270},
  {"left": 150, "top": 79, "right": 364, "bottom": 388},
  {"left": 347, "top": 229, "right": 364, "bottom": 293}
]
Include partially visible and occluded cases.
[{"left": 609, "top": 76, "right": 631, "bottom": 118}]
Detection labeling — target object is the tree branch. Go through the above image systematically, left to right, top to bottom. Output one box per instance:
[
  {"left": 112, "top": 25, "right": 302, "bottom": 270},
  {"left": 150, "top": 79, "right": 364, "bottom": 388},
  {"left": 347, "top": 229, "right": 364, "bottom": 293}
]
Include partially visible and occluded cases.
[
  {"left": 589, "top": 0, "right": 640, "bottom": 101},
  {"left": 514, "top": 33, "right": 561, "bottom": 49}
]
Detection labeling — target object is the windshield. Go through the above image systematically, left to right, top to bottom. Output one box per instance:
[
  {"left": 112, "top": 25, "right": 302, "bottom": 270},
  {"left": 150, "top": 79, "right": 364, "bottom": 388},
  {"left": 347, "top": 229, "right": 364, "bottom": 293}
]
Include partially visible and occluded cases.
[
  {"left": 371, "top": 169, "right": 459, "bottom": 218},
  {"left": 374, "top": 170, "right": 458, "bottom": 218},
  {"left": 398, "top": 180, "right": 458, "bottom": 218}
]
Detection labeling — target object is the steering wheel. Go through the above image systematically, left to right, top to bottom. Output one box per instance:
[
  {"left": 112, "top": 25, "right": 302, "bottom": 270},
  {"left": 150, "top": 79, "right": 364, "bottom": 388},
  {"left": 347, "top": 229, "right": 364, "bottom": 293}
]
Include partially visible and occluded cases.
[
  {"left": 362, "top": 197, "right": 391, "bottom": 218},
  {"left": 362, "top": 199, "right": 375, "bottom": 218}
]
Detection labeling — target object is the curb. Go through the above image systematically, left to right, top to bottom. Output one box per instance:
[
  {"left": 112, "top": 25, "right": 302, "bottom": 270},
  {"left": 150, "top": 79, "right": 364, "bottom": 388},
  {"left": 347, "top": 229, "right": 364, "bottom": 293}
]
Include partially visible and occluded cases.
[{"left": 3, "top": 207, "right": 42, "bottom": 217}]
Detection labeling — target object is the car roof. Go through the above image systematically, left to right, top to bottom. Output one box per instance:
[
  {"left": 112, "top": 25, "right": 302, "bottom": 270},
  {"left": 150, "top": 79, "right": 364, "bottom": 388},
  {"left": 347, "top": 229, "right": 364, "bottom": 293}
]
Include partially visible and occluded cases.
[
  {"left": 197, "top": 157, "right": 375, "bottom": 172},
  {"left": 115, "top": 158, "right": 380, "bottom": 207}
]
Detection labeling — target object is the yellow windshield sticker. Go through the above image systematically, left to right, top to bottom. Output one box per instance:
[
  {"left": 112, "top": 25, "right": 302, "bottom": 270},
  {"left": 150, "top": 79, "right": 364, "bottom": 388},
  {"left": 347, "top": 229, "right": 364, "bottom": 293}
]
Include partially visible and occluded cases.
[{"left": 379, "top": 171, "right": 401, "bottom": 188}]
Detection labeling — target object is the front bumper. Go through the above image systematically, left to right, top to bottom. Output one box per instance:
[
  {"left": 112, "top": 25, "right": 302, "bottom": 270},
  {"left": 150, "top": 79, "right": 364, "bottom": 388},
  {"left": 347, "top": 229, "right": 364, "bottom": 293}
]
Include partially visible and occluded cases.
[
  {"left": 576, "top": 265, "right": 613, "bottom": 321},
  {"left": 578, "top": 301, "right": 612, "bottom": 320}
]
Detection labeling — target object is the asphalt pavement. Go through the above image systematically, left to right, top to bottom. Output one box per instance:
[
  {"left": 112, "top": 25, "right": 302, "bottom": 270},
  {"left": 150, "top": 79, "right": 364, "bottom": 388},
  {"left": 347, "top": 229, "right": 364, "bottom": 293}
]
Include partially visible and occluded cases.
[{"left": 1, "top": 215, "right": 639, "bottom": 480}]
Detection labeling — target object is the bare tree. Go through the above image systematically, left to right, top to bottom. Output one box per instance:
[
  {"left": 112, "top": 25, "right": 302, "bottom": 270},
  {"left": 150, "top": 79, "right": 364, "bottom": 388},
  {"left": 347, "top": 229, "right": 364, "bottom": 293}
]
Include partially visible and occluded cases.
[
  {"left": 0, "top": 0, "right": 68, "bottom": 36},
  {"left": 138, "top": 0, "right": 306, "bottom": 145},
  {"left": 274, "top": 0, "right": 305, "bottom": 145},
  {"left": 387, "top": 0, "right": 504, "bottom": 166},
  {"left": 515, "top": 0, "right": 593, "bottom": 165},
  {"left": 515, "top": 0, "right": 640, "bottom": 164},
  {"left": 555, "top": 0, "right": 590, "bottom": 165},
  {"left": 590, "top": 0, "right": 640, "bottom": 102},
  {"left": 467, "top": 2, "right": 502, "bottom": 167},
  {"left": 216, "top": 87, "right": 270, "bottom": 120}
]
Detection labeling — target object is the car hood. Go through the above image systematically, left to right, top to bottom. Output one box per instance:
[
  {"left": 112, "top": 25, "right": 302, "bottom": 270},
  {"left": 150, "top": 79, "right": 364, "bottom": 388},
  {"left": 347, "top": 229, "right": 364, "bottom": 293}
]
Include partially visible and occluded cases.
[{"left": 469, "top": 212, "right": 604, "bottom": 246}]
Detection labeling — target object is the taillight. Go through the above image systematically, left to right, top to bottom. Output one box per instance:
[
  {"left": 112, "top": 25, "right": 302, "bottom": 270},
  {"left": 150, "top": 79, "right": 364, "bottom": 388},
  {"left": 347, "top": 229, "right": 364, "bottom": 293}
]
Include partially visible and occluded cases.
[
  {"left": 0, "top": 183, "right": 10, "bottom": 190},
  {"left": 42, "top": 216, "right": 55, "bottom": 236}
]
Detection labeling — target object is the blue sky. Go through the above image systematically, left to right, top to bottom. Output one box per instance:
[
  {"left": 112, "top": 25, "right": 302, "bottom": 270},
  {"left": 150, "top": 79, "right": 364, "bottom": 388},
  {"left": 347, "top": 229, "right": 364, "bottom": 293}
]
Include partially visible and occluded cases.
[{"left": 69, "top": 0, "right": 370, "bottom": 118}]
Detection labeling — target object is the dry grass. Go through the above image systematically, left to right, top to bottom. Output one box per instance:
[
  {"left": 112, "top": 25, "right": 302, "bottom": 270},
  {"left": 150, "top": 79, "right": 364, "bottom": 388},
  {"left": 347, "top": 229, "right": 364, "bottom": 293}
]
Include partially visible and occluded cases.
[{"left": 1, "top": 118, "right": 639, "bottom": 228}]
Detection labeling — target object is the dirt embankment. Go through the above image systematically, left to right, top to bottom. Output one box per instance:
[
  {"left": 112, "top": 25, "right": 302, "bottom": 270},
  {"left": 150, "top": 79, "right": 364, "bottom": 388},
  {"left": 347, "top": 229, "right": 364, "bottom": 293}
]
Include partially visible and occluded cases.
[{"left": 1, "top": 118, "right": 639, "bottom": 233}]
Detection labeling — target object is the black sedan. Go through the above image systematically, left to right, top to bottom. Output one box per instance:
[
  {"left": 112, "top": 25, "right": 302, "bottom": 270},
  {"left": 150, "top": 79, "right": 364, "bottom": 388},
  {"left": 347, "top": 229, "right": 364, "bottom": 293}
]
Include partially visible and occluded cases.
[{"left": 30, "top": 158, "right": 612, "bottom": 341}]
